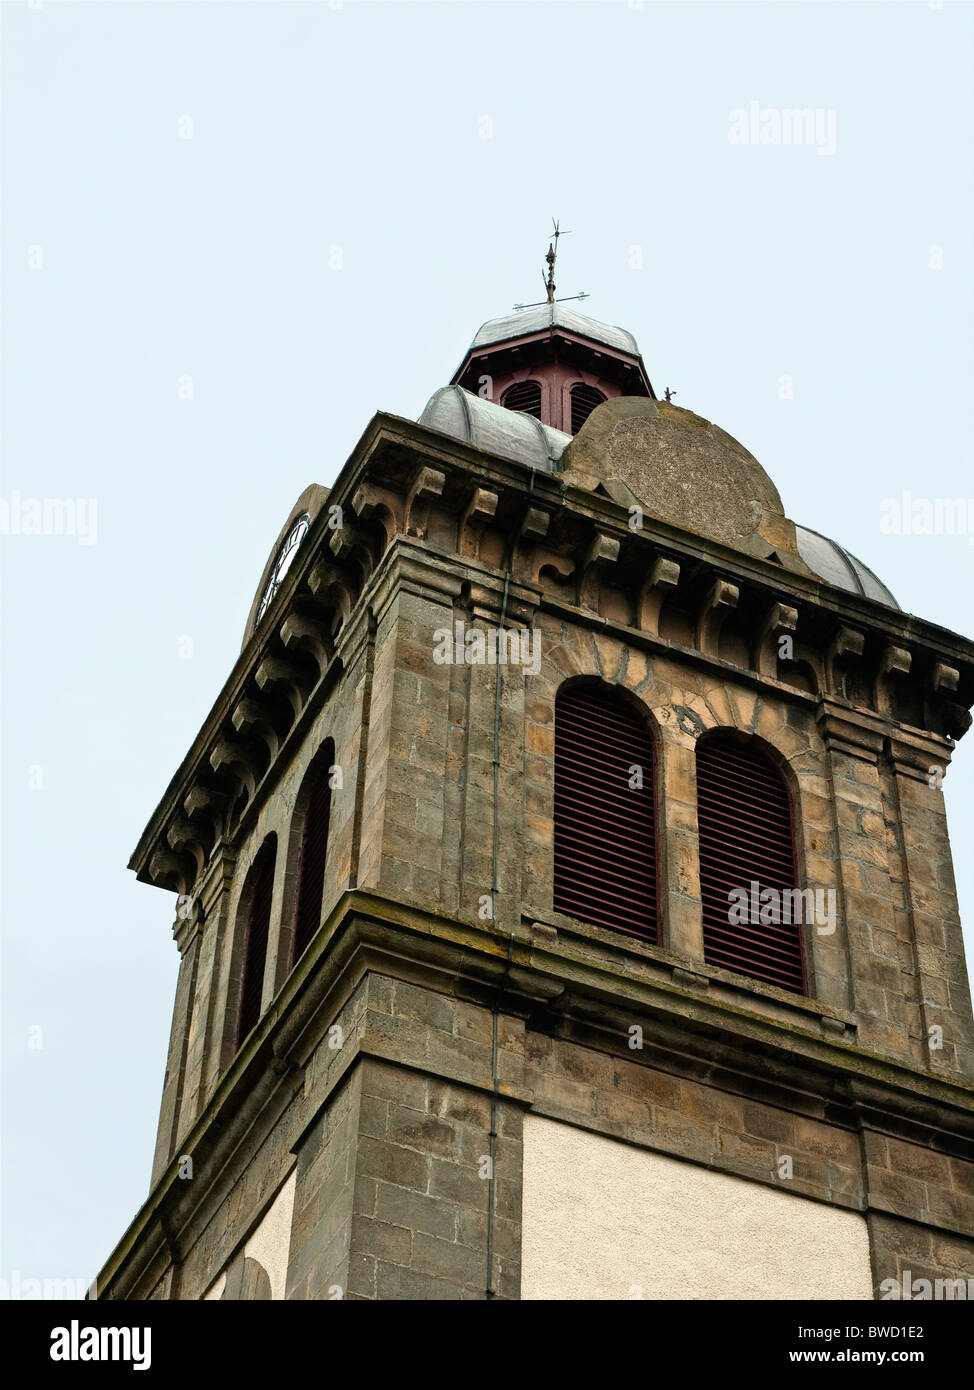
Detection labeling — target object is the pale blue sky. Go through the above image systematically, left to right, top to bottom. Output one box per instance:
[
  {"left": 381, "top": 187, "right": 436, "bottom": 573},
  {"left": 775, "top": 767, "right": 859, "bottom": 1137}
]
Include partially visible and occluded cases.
[{"left": 3, "top": 0, "right": 973, "bottom": 1290}]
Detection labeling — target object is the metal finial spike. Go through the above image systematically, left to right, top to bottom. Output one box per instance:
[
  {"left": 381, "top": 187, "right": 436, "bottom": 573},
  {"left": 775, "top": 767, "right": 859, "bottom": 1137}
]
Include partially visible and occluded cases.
[
  {"left": 545, "top": 220, "right": 571, "bottom": 306},
  {"left": 514, "top": 225, "right": 585, "bottom": 312}
]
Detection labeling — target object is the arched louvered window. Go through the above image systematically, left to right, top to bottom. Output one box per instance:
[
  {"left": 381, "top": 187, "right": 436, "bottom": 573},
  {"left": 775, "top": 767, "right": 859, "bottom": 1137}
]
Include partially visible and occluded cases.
[
  {"left": 502, "top": 380, "right": 542, "bottom": 418},
  {"left": 570, "top": 383, "right": 606, "bottom": 433},
  {"left": 554, "top": 684, "right": 658, "bottom": 943},
  {"left": 695, "top": 735, "right": 806, "bottom": 994},
  {"left": 291, "top": 747, "right": 334, "bottom": 966},
  {"left": 237, "top": 838, "right": 276, "bottom": 1046}
]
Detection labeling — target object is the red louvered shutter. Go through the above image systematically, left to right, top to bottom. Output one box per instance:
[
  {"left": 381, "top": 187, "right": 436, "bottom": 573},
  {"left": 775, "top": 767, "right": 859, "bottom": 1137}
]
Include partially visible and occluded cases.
[
  {"left": 502, "top": 380, "right": 542, "bottom": 418},
  {"left": 570, "top": 384, "right": 606, "bottom": 433},
  {"left": 554, "top": 685, "right": 658, "bottom": 943},
  {"left": 696, "top": 737, "right": 806, "bottom": 993},
  {"left": 292, "top": 756, "right": 333, "bottom": 966},
  {"left": 237, "top": 842, "right": 275, "bottom": 1044}
]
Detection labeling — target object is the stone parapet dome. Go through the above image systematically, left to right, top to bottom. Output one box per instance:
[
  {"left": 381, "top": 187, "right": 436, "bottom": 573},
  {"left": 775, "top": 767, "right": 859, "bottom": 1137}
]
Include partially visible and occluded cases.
[{"left": 418, "top": 387, "right": 899, "bottom": 609}]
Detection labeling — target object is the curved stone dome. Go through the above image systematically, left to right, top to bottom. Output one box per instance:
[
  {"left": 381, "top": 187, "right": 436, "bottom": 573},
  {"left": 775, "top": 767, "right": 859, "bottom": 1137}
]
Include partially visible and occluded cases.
[
  {"left": 470, "top": 303, "right": 641, "bottom": 357},
  {"left": 418, "top": 385, "right": 570, "bottom": 472},
  {"left": 416, "top": 387, "right": 900, "bottom": 610}
]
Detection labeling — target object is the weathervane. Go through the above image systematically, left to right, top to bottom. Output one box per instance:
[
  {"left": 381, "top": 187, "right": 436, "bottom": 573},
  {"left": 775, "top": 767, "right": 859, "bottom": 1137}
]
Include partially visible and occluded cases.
[{"left": 513, "top": 219, "right": 590, "bottom": 311}]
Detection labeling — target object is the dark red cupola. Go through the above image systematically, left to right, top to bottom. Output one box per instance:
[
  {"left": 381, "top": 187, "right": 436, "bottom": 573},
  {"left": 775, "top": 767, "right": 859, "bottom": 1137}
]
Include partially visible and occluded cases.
[{"left": 450, "top": 300, "right": 656, "bottom": 435}]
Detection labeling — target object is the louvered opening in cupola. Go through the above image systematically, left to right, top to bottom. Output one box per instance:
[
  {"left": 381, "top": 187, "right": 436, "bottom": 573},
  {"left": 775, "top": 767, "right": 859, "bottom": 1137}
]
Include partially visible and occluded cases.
[
  {"left": 501, "top": 380, "right": 542, "bottom": 418},
  {"left": 570, "top": 383, "right": 606, "bottom": 433}
]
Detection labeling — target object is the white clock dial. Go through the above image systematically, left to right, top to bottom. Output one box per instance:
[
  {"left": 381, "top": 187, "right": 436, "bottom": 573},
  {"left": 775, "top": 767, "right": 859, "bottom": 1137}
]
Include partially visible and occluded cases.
[{"left": 256, "top": 513, "right": 310, "bottom": 625}]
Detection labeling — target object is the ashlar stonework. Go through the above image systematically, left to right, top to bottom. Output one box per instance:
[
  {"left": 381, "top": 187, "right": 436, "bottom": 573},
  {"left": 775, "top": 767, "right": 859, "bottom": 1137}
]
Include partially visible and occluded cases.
[{"left": 98, "top": 306, "right": 974, "bottom": 1301}]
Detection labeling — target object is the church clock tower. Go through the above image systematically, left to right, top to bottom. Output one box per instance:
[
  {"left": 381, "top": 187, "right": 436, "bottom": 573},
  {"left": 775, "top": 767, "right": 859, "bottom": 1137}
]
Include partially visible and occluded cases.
[{"left": 97, "top": 276, "right": 974, "bottom": 1300}]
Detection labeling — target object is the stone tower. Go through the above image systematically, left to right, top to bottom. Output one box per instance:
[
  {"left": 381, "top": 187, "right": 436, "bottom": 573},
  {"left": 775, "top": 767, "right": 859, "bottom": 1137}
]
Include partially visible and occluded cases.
[{"left": 98, "top": 301, "right": 974, "bottom": 1301}]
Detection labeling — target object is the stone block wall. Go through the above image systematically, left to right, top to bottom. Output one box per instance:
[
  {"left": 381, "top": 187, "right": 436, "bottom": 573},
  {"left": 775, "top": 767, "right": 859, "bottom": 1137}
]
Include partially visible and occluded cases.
[
  {"left": 151, "top": 537, "right": 974, "bottom": 1188},
  {"left": 355, "top": 556, "right": 972, "bottom": 1080},
  {"left": 150, "top": 622, "right": 370, "bottom": 1183},
  {"left": 131, "top": 967, "right": 974, "bottom": 1302}
]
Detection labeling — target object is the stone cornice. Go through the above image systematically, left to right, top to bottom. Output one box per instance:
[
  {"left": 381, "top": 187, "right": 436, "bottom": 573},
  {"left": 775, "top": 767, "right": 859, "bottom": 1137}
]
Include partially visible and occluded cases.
[
  {"left": 129, "top": 410, "right": 974, "bottom": 897},
  {"left": 95, "top": 886, "right": 974, "bottom": 1299}
]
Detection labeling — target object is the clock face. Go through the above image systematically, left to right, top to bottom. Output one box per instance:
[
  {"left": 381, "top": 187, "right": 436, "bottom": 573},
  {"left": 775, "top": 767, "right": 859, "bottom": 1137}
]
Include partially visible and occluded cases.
[{"left": 256, "top": 513, "right": 310, "bottom": 626}]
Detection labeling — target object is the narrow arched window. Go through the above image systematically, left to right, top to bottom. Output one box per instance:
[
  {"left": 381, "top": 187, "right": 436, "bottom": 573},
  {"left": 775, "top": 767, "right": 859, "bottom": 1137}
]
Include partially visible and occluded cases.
[
  {"left": 501, "top": 380, "right": 542, "bottom": 418},
  {"left": 570, "top": 383, "right": 606, "bottom": 433},
  {"left": 554, "top": 684, "right": 658, "bottom": 943},
  {"left": 695, "top": 735, "right": 806, "bottom": 994},
  {"left": 291, "top": 748, "right": 334, "bottom": 966},
  {"left": 237, "top": 838, "right": 276, "bottom": 1045}
]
